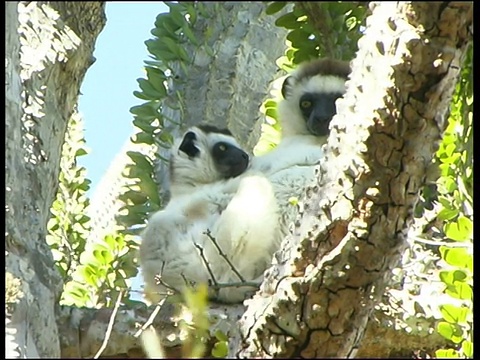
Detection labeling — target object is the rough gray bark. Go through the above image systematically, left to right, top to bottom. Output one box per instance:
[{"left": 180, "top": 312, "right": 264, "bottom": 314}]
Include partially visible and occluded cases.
[
  {"left": 153, "top": 1, "right": 288, "bottom": 203},
  {"left": 5, "top": 2, "right": 106, "bottom": 357},
  {"left": 234, "top": 2, "right": 473, "bottom": 357}
]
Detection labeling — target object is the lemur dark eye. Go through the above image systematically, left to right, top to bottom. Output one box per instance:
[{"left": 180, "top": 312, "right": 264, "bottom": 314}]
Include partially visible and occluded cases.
[
  {"left": 300, "top": 100, "right": 312, "bottom": 109},
  {"left": 218, "top": 144, "right": 227, "bottom": 151}
]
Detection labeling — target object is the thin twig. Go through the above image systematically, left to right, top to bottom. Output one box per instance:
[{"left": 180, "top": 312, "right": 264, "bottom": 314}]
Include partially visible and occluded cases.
[
  {"left": 203, "top": 229, "right": 246, "bottom": 282},
  {"left": 411, "top": 236, "right": 472, "bottom": 248},
  {"left": 194, "top": 243, "right": 218, "bottom": 286},
  {"left": 153, "top": 261, "right": 180, "bottom": 295},
  {"left": 180, "top": 272, "right": 196, "bottom": 289},
  {"left": 209, "top": 280, "right": 261, "bottom": 289},
  {"left": 93, "top": 290, "right": 124, "bottom": 359},
  {"left": 134, "top": 299, "right": 165, "bottom": 338}
]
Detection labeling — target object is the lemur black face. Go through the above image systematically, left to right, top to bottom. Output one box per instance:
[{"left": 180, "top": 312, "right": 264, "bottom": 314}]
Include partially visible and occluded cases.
[
  {"left": 299, "top": 92, "right": 343, "bottom": 136},
  {"left": 179, "top": 131, "right": 200, "bottom": 158},
  {"left": 212, "top": 141, "right": 249, "bottom": 179}
]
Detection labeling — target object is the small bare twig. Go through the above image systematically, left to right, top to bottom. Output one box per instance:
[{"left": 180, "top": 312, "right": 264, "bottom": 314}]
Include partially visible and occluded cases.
[
  {"left": 203, "top": 229, "right": 246, "bottom": 282},
  {"left": 411, "top": 236, "right": 472, "bottom": 248},
  {"left": 194, "top": 243, "right": 218, "bottom": 286},
  {"left": 152, "top": 261, "right": 180, "bottom": 296},
  {"left": 180, "top": 272, "right": 197, "bottom": 289},
  {"left": 209, "top": 280, "right": 261, "bottom": 289},
  {"left": 93, "top": 290, "right": 124, "bottom": 359},
  {"left": 134, "top": 299, "right": 165, "bottom": 338}
]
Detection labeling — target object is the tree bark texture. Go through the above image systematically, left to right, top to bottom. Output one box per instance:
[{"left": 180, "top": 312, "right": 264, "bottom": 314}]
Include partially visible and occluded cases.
[
  {"left": 5, "top": 1, "right": 106, "bottom": 357},
  {"left": 153, "top": 1, "right": 288, "bottom": 203},
  {"left": 233, "top": 2, "right": 472, "bottom": 358}
]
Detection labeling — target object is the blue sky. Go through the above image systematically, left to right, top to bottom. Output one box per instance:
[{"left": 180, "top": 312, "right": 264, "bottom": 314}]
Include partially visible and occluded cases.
[{"left": 78, "top": 2, "right": 168, "bottom": 195}]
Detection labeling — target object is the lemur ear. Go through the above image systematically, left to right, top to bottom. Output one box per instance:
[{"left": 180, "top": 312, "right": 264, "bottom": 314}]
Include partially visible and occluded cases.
[
  {"left": 281, "top": 76, "right": 296, "bottom": 99},
  {"left": 179, "top": 131, "right": 200, "bottom": 157}
]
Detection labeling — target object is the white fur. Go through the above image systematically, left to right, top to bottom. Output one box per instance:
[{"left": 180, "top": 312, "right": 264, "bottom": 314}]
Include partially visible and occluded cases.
[
  {"left": 140, "top": 62, "right": 348, "bottom": 304},
  {"left": 250, "top": 68, "right": 347, "bottom": 237},
  {"left": 278, "top": 74, "right": 346, "bottom": 138},
  {"left": 169, "top": 126, "right": 246, "bottom": 197},
  {"left": 139, "top": 127, "right": 280, "bottom": 304}
]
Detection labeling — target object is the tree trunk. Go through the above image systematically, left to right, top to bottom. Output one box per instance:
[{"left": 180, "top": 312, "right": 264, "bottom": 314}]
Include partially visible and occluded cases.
[
  {"left": 5, "top": 1, "right": 106, "bottom": 357},
  {"left": 235, "top": 2, "right": 473, "bottom": 357}
]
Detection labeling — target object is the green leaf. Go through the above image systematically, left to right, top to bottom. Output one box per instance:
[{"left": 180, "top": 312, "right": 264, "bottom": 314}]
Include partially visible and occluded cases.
[
  {"left": 265, "top": 2, "right": 288, "bottom": 15},
  {"left": 166, "top": 3, "right": 186, "bottom": 27},
  {"left": 275, "top": 12, "right": 302, "bottom": 29},
  {"left": 155, "top": 13, "right": 173, "bottom": 29},
  {"left": 345, "top": 16, "right": 358, "bottom": 31},
  {"left": 181, "top": 22, "right": 198, "bottom": 45},
  {"left": 150, "top": 27, "right": 170, "bottom": 39},
  {"left": 286, "top": 29, "right": 315, "bottom": 48},
  {"left": 161, "top": 36, "right": 186, "bottom": 59},
  {"left": 146, "top": 68, "right": 168, "bottom": 96},
  {"left": 137, "top": 78, "right": 165, "bottom": 99},
  {"left": 265, "top": 107, "right": 277, "bottom": 120},
  {"left": 132, "top": 118, "right": 158, "bottom": 133},
  {"left": 158, "top": 130, "right": 174, "bottom": 145},
  {"left": 131, "top": 132, "right": 154, "bottom": 145},
  {"left": 75, "top": 148, "right": 88, "bottom": 157},
  {"left": 127, "top": 151, "right": 154, "bottom": 173},
  {"left": 440, "top": 176, "right": 458, "bottom": 193},
  {"left": 132, "top": 185, "right": 160, "bottom": 209},
  {"left": 119, "top": 189, "right": 149, "bottom": 205},
  {"left": 437, "top": 207, "right": 459, "bottom": 221},
  {"left": 116, "top": 212, "right": 147, "bottom": 229},
  {"left": 444, "top": 216, "right": 473, "bottom": 242},
  {"left": 104, "top": 234, "right": 117, "bottom": 251},
  {"left": 440, "top": 246, "right": 472, "bottom": 270},
  {"left": 93, "top": 249, "right": 114, "bottom": 266},
  {"left": 77, "top": 264, "right": 99, "bottom": 286},
  {"left": 439, "top": 270, "right": 467, "bottom": 286},
  {"left": 63, "top": 282, "right": 89, "bottom": 304},
  {"left": 445, "top": 282, "right": 473, "bottom": 301},
  {"left": 440, "top": 304, "right": 468, "bottom": 324},
  {"left": 436, "top": 322, "right": 464, "bottom": 343},
  {"left": 214, "top": 329, "right": 229, "bottom": 342},
  {"left": 462, "top": 340, "right": 473, "bottom": 358},
  {"left": 211, "top": 341, "right": 228, "bottom": 358},
  {"left": 435, "top": 348, "right": 459, "bottom": 358}
]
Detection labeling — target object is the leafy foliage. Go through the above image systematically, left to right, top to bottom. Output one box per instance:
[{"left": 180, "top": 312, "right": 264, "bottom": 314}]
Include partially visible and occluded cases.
[
  {"left": 267, "top": 1, "right": 367, "bottom": 64},
  {"left": 117, "top": 2, "right": 202, "bottom": 234},
  {"left": 434, "top": 45, "right": 473, "bottom": 359},
  {"left": 47, "top": 111, "right": 91, "bottom": 280},
  {"left": 47, "top": 111, "right": 140, "bottom": 308},
  {"left": 61, "top": 233, "right": 139, "bottom": 308},
  {"left": 178, "top": 284, "right": 211, "bottom": 358}
]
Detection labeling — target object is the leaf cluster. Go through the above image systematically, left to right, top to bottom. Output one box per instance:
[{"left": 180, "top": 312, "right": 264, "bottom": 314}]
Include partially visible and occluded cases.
[
  {"left": 267, "top": 1, "right": 367, "bottom": 65},
  {"left": 118, "top": 2, "right": 203, "bottom": 233},
  {"left": 434, "top": 45, "right": 473, "bottom": 359},
  {"left": 46, "top": 113, "right": 92, "bottom": 280},
  {"left": 47, "top": 113, "right": 140, "bottom": 308},
  {"left": 61, "top": 233, "right": 139, "bottom": 308}
]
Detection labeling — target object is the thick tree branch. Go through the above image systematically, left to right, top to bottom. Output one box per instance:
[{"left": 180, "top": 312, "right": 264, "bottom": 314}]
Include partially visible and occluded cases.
[
  {"left": 5, "top": 2, "right": 106, "bottom": 357},
  {"left": 234, "top": 2, "right": 473, "bottom": 358}
]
